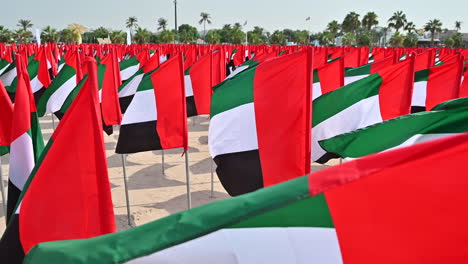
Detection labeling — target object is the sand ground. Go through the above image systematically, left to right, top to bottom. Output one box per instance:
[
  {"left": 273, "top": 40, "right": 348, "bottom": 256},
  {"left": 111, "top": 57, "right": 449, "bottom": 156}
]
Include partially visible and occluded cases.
[{"left": 0, "top": 114, "right": 339, "bottom": 233}]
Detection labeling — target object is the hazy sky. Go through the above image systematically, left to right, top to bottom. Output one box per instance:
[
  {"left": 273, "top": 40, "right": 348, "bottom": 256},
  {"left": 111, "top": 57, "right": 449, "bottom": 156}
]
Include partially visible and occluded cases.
[{"left": 1, "top": 0, "right": 467, "bottom": 33}]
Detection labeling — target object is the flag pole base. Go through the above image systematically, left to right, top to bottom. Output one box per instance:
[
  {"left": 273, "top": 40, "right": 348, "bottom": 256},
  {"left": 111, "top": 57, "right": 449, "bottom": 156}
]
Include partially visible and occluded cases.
[
  {"left": 185, "top": 150, "right": 192, "bottom": 209},
  {"left": 121, "top": 154, "right": 132, "bottom": 226},
  {"left": 0, "top": 156, "right": 7, "bottom": 223},
  {"left": 210, "top": 158, "right": 215, "bottom": 198}
]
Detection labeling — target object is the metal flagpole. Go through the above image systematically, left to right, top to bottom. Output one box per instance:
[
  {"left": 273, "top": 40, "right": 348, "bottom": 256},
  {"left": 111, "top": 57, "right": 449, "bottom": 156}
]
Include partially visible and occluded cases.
[
  {"left": 51, "top": 113, "right": 56, "bottom": 130},
  {"left": 161, "top": 149, "right": 165, "bottom": 175},
  {"left": 184, "top": 150, "right": 192, "bottom": 209},
  {"left": 121, "top": 154, "right": 132, "bottom": 226},
  {"left": 0, "top": 156, "right": 7, "bottom": 219},
  {"left": 210, "top": 158, "right": 214, "bottom": 198},
  {"left": 339, "top": 158, "right": 343, "bottom": 165}
]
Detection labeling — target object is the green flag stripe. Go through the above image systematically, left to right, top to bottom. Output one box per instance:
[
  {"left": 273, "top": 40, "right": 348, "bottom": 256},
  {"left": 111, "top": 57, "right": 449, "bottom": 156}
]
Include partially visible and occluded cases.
[
  {"left": 119, "top": 56, "right": 139, "bottom": 70},
  {"left": 345, "top": 63, "right": 371, "bottom": 77},
  {"left": 36, "top": 64, "right": 76, "bottom": 116},
  {"left": 211, "top": 66, "right": 256, "bottom": 118},
  {"left": 415, "top": 69, "right": 429, "bottom": 82},
  {"left": 313, "top": 73, "right": 382, "bottom": 126},
  {"left": 59, "top": 75, "right": 88, "bottom": 115},
  {"left": 320, "top": 102, "right": 468, "bottom": 158},
  {"left": 23, "top": 176, "right": 333, "bottom": 264},
  {"left": 230, "top": 193, "right": 334, "bottom": 229}
]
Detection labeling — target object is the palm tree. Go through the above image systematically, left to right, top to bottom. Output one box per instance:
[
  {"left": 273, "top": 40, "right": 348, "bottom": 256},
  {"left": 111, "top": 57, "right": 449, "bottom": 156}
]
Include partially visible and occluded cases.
[
  {"left": 388, "top": 11, "right": 407, "bottom": 33},
  {"left": 198, "top": 12, "right": 212, "bottom": 39},
  {"left": 342, "top": 12, "right": 361, "bottom": 33},
  {"left": 362, "top": 12, "right": 378, "bottom": 31},
  {"left": 126, "top": 16, "right": 138, "bottom": 40},
  {"left": 157, "top": 18, "right": 168, "bottom": 31},
  {"left": 17, "top": 19, "right": 33, "bottom": 31},
  {"left": 424, "top": 19, "right": 443, "bottom": 47},
  {"left": 326, "top": 20, "right": 341, "bottom": 44},
  {"left": 455, "top": 21, "right": 462, "bottom": 32},
  {"left": 404, "top": 22, "right": 416, "bottom": 33},
  {"left": 0, "top": 26, "right": 13, "bottom": 43},
  {"left": 41, "top": 26, "right": 59, "bottom": 43},
  {"left": 133, "top": 27, "right": 151, "bottom": 44},
  {"left": 14, "top": 29, "right": 32, "bottom": 43},
  {"left": 60, "top": 29, "right": 77, "bottom": 43},
  {"left": 110, "top": 30, "right": 126, "bottom": 44},
  {"left": 317, "top": 31, "right": 333, "bottom": 46},
  {"left": 342, "top": 32, "right": 356, "bottom": 46},
  {"left": 389, "top": 32, "right": 405, "bottom": 47}
]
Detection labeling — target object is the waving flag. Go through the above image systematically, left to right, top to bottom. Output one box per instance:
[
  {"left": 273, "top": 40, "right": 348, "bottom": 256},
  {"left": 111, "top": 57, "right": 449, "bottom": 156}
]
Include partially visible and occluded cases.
[
  {"left": 209, "top": 50, "right": 312, "bottom": 196},
  {"left": 313, "top": 57, "right": 414, "bottom": 163},
  {"left": 0, "top": 58, "right": 116, "bottom": 264},
  {"left": 23, "top": 133, "right": 468, "bottom": 264}
]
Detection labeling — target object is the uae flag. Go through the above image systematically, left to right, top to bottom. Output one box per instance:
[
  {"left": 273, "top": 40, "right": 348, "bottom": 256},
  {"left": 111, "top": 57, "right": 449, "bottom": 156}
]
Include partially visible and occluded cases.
[
  {"left": 8, "top": 47, "right": 52, "bottom": 102},
  {"left": 97, "top": 49, "right": 123, "bottom": 134},
  {"left": 0, "top": 50, "right": 12, "bottom": 76},
  {"left": 36, "top": 50, "right": 83, "bottom": 117},
  {"left": 185, "top": 50, "right": 227, "bottom": 116},
  {"left": 209, "top": 50, "right": 312, "bottom": 196},
  {"left": 118, "top": 52, "right": 160, "bottom": 113},
  {"left": 6, "top": 54, "right": 44, "bottom": 222},
  {"left": 116, "top": 54, "right": 188, "bottom": 154},
  {"left": 344, "top": 55, "right": 395, "bottom": 86},
  {"left": 411, "top": 56, "right": 464, "bottom": 112},
  {"left": 312, "top": 57, "right": 414, "bottom": 163},
  {"left": 313, "top": 57, "right": 344, "bottom": 100},
  {"left": 0, "top": 58, "right": 116, "bottom": 264},
  {"left": 0, "top": 58, "right": 20, "bottom": 89},
  {"left": 0, "top": 80, "right": 13, "bottom": 156},
  {"left": 320, "top": 97, "right": 468, "bottom": 159},
  {"left": 23, "top": 133, "right": 468, "bottom": 264}
]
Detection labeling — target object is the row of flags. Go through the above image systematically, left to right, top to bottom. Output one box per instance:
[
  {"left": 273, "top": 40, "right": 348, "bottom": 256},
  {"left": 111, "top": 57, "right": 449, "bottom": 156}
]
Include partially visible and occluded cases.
[{"left": 0, "top": 41, "right": 467, "bottom": 262}]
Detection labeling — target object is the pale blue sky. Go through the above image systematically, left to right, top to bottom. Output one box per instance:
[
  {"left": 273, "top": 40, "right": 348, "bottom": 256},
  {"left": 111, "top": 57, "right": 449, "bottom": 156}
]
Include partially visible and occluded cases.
[{"left": 1, "top": 0, "right": 467, "bottom": 33}]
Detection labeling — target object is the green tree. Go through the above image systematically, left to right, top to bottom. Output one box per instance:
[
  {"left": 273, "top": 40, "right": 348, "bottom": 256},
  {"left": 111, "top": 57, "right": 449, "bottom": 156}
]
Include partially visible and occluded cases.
[
  {"left": 388, "top": 11, "right": 407, "bottom": 33},
  {"left": 198, "top": 12, "right": 212, "bottom": 40},
  {"left": 342, "top": 12, "right": 361, "bottom": 33},
  {"left": 362, "top": 12, "right": 378, "bottom": 31},
  {"left": 126, "top": 16, "right": 138, "bottom": 40},
  {"left": 157, "top": 18, "right": 168, "bottom": 31},
  {"left": 17, "top": 19, "right": 33, "bottom": 31},
  {"left": 424, "top": 19, "right": 443, "bottom": 47},
  {"left": 326, "top": 20, "right": 341, "bottom": 44},
  {"left": 455, "top": 21, "right": 462, "bottom": 32},
  {"left": 404, "top": 22, "right": 416, "bottom": 33},
  {"left": 178, "top": 24, "right": 199, "bottom": 43},
  {"left": 0, "top": 26, "right": 13, "bottom": 43},
  {"left": 41, "top": 26, "right": 59, "bottom": 43},
  {"left": 93, "top": 26, "right": 110, "bottom": 38},
  {"left": 247, "top": 26, "right": 268, "bottom": 44},
  {"left": 133, "top": 27, "right": 151, "bottom": 44},
  {"left": 60, "top": 28, "right": 78, "bottom": 43},
  {"left": 228, "top": 28, "right": 246, "bottom": 44},
  {"left": 14, "top": 29, "right": 32, "bottom": 43},
  {"left": 158, "top": 29, "right": 175, "bottom": 43},
  {"left": 282, "top": 29, "right": 296, "bottom": 42},
  {"left": 110, "top": 30, "right": 126, "bottom": 44},
  {"left": 205, "top": 30, "right": 221, "bottom": 44},
  {"left": 270, "top": 30, "right": 285, "bottom": 45},
  {"left": 295, "top": 30, "right": 309, "bottom": 45},
  {"left": 317, "top": 31, "right": 333, "bottom": 46},
  {"left": 356, "top": 31, "right": 372, "bottom": 47},
  {"left": 342, "top": 32, "right": 356, "bottom": 46},
  {"left": 389, "top": 32, "right": 405, "bottom": 47},
  {"left": 403, "top": 32, "right": 419, "bottom": 47},
  {"left": 452, "top": 32, "right": 464, "bottom": 48},
  {"left": 444, "top": 37, "right": 454, "bottom": 48}
]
